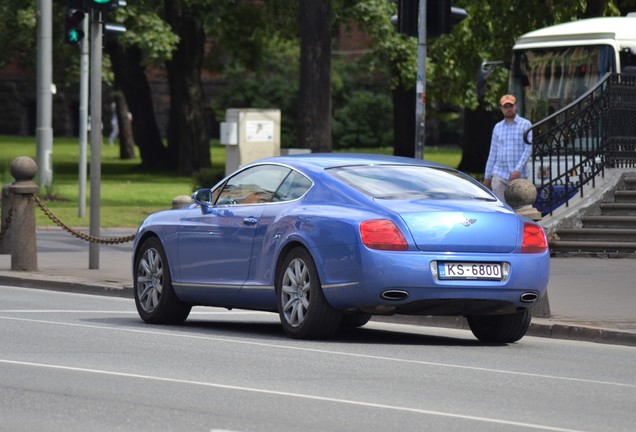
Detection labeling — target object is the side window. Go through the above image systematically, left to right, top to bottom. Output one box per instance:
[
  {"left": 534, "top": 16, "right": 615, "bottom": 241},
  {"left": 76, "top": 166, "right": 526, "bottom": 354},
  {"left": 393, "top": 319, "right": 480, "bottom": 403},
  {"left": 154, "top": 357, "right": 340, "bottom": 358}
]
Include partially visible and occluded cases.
[
  {"left": 620, "top": 46, "right": 636, "bottom": 74},
  {"left": 216, "top": 165, "right": 291, "bottom": 205},
  {"left": 273, "top": 171, "right": 312, "bottom": 202}
]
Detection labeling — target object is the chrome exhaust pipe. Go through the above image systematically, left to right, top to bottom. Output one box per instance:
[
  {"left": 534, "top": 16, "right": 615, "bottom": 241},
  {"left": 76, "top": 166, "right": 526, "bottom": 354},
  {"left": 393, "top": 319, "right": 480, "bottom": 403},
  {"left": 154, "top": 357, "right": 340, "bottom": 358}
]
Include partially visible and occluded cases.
[
  {"left": 381, "top": 290, "right": 410, "bottom": 301},
  {"left": 520, "top": 292, "right": 538, "bottom": 303}
]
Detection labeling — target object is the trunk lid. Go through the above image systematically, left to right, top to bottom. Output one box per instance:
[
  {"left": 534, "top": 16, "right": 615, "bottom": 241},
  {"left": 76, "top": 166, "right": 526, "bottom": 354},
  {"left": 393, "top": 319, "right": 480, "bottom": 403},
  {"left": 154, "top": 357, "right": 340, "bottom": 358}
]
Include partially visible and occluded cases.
[{"left": 376, "top": 199, "right": 520, "bottom": 253}]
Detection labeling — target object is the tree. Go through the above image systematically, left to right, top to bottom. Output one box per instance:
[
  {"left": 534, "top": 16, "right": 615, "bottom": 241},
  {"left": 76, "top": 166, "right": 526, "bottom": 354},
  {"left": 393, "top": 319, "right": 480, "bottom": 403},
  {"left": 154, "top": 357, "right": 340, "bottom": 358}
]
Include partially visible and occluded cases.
[
  {"left": 2, "top": 0, "right": 622, "bottom": 172},
  {"left": 111, "top": 0, "right": 268, "bottom": 174},
  {"left": 163, "top": 0, "right": 211, "bottom": 175},
  {"left": 298, "top": 0, "right": 333, "bottom": 152},
  {"left": 340, "top": 0, "right": 417, "bottom": 156},
  {"left": 613, "top": 0, "right": 636, "bottom": 15},
  {"left": 0, "top": 1, "right": 36, "bottom": 73},
  {"left": 105, "top": 3, "right": 181, "bottom": 170},
  {"left": 107, "top": 42, "right": 169, "bottom": 168},
  {"left": 110, "top": 91, "right": 135, "bottom": 159}
]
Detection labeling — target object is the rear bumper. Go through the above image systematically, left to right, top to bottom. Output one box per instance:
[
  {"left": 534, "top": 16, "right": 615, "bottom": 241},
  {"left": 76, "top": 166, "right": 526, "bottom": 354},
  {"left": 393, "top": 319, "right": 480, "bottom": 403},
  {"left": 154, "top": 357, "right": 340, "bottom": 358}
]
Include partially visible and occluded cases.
[{"left": 320, "top": 248, "right": 550, "bottom": 316}]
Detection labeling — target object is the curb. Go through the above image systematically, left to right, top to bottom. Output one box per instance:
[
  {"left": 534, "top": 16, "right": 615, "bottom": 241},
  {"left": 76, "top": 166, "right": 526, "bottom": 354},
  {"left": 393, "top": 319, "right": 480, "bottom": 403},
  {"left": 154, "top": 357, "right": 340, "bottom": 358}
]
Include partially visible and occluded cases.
[
  {"left": 0, "top": 274, "right": 133, "bottom": 298},
  {"left": 2, "top": 275, "right": 635, "bottom": 347},
  {"left": 527, "top": 321, "right": 636, "bottom": 347}
]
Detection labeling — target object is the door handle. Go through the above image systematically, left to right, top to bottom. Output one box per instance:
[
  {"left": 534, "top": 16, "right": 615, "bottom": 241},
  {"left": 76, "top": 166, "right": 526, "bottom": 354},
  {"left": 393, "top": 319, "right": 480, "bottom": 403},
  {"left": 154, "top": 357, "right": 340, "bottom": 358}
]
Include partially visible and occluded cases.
[{"left": 243, "top": 217, "right": 258, "bottom": 225}]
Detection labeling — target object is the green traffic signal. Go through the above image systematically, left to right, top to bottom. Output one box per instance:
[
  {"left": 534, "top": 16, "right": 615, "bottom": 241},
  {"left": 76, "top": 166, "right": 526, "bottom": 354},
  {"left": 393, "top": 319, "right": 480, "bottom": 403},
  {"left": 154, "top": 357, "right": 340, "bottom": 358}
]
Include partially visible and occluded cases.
[
  {"left": 64, "top": 8, "right": 85, "bottom": 45},
  {"left": 68, "top": 29, "right": 81, "bottom": 43}
]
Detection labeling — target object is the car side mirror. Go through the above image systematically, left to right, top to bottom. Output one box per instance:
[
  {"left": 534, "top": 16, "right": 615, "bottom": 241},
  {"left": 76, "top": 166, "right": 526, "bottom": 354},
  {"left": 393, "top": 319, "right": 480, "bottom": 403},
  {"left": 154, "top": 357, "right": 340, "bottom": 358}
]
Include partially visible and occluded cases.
[
  {"left": 192, "top": 188, "right": 213, "bottom": 205},
  {"left": 192, "top": 188, "right": 217, "bottom": 215}
]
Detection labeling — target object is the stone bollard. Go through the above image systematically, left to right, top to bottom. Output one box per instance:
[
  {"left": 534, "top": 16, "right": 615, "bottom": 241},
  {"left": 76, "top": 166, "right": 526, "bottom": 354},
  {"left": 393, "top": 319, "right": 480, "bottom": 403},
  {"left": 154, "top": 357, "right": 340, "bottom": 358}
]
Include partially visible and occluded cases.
[
  {"left": 9, "top": 157, "right": 39, "bottom": 271},
  {"left": 504, "top": 178, "right": 542, "bottom": 221},
  {"left": 505, "top": 179, "right": 551, "bottom": 318},
  {"left": 0, "top": 184, "right": 13, "bottom": 254},
  {"left": 172, "top": 195, "right": 194, "bottom": 209}
]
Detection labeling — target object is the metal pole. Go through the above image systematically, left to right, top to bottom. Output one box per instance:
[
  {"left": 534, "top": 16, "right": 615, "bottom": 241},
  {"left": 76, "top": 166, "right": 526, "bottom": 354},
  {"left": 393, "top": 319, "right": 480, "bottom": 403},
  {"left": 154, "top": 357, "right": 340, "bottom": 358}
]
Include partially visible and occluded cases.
[
  {"left": 36, "top": 0, "right": 53, "bottom": 188},
  {"left": 414, "top": 0, "right": 427, "bottom": 160},
  {"left": 89, "top": 10, "right": 103, "bottom": 270},
  {"left": 79, "top": 16, "right": 89, "bottom": 218},
  {"left": 78, "top": 19, "right": 89, "bottom": 218}
]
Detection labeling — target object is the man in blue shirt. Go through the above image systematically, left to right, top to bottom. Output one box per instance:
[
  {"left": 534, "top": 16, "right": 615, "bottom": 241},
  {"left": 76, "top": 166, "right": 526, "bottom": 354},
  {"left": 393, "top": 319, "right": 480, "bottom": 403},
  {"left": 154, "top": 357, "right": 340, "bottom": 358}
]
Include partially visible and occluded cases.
[{"left": 484, "top": 94, "right": 533, "bottom": 204}]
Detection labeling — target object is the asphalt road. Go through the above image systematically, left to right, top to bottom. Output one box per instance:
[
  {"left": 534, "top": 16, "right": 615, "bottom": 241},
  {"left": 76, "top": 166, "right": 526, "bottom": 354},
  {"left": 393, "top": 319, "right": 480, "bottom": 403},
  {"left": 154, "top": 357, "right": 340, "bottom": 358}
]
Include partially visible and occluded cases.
[{"left": 1, "top": 285, "right": 635, "bottom": 432}]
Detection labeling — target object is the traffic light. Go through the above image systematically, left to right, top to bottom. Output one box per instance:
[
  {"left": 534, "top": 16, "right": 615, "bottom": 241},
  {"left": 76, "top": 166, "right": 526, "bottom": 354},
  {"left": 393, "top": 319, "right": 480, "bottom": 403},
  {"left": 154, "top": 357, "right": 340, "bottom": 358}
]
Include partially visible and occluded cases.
[
  {"left": 76, "top": 0, "right": 126, "bottom": 37},
  {"left": 82, "top": 0, "right": 114, "bottom": 11},
  {"left": 393, "top": 0, "right": 467, "bottom": 38},
  {"left": 397, "top": 0, "right": 419, "bottom": 37},
  {"left": 427, "top": 0, "right": 467, "bottom": 38},
  {"left": 64, "top": 8, "right": 85, "bottom": 45}
]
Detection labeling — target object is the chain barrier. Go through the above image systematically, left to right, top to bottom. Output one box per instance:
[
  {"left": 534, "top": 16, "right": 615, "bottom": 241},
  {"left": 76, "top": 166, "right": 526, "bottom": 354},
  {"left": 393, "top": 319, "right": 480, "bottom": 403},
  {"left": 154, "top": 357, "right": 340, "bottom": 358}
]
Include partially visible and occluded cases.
[
  {"left": 32, "top": 195, "right": 136, "bottom": 245},
  {"left": 0, "top": 204, "right": 13, "bottom": 244}
]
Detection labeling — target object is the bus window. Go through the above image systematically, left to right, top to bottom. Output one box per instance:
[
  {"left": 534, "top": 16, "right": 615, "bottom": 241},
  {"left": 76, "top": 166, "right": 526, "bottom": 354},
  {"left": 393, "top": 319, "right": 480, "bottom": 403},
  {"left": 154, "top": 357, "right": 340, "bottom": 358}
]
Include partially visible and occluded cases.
[
  {"left": 509, "top": 45, "right": 615, "bottom": 122},
  {"left": 619, "top": 47, "right": 636, "bottom": 73}
]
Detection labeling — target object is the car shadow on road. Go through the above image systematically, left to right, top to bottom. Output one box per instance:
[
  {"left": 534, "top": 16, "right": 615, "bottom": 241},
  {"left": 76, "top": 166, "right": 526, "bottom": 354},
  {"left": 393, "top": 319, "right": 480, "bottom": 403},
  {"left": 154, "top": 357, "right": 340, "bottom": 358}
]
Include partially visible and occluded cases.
[
  {"left": 82, "top": 316, "right": 504, "bottom": 347},
  {"left": 336, "top": 327, "right": 499, "bottom": 347}
]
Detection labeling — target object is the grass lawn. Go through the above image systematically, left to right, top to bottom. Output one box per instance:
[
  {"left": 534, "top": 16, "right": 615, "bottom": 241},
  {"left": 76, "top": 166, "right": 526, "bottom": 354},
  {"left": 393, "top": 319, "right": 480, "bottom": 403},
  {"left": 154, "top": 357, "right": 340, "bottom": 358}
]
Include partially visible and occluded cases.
[{"left": 0, "top": 135, "right": 461, "bottom": 228}]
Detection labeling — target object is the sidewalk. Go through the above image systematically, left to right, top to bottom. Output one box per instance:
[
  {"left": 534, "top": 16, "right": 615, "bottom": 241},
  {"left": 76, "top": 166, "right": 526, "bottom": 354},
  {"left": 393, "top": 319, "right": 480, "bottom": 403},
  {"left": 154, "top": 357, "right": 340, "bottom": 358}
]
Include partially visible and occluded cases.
[{"left": 1, "top": 228, "right": 635, "bottom": 347}]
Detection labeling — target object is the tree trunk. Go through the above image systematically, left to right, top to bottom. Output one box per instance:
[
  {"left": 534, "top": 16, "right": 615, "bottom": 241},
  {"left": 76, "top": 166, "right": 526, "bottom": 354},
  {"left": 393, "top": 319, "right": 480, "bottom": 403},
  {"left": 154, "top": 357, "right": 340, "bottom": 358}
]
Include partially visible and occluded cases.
[
  {"left": 164, "top": 0, "right": 211, "bottom": 176},
  {"left": 298, "top": 0, "right": 332, "bottom": 152},
  {"left": 583, "top": 0, "right": 607, "bottom": 17},
  {"left": 106, "top": 42, "right": 168, "bottom": 169},
  {"left": 392, "top": 77, "right": 416, "bottom": 158},
  {"left": 111, "top": 91, "right": 135, "bottom": 160},
  {"left": 457, "top": 104, "right": 500, "bottom": 175}
]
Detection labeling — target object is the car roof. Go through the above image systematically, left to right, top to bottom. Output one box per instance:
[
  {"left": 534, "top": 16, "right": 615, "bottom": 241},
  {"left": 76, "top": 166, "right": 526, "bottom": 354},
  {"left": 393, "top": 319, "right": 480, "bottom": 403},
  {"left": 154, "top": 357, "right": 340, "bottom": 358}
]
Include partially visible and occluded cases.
[{"left": 250, "top": 153, "right": 447, "bottom": 172}]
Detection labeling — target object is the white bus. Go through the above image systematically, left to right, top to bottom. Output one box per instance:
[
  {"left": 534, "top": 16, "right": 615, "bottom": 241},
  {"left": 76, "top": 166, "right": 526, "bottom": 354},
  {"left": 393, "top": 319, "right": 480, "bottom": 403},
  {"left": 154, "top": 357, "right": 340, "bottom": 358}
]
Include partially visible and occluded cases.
[
  {"left": 509, "top": 15, "right": 636, "bottom": 122},
  {"left": 506, "top": 16, "right": 636, "bottom": 204}
]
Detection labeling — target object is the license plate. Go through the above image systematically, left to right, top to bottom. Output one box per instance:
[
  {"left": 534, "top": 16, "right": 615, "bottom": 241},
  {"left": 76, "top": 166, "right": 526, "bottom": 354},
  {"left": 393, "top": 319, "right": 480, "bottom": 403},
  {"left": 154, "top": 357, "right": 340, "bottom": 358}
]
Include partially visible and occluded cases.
[{"left": 438, "top": 262, "right": 502, "bottom": 280}]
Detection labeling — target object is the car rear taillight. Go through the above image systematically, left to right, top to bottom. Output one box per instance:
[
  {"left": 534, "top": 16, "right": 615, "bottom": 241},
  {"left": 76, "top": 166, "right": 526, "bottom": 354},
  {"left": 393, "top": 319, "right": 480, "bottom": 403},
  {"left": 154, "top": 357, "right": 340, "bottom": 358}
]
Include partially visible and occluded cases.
[
  {"left": 360, "top": 219, "right": 408, "bottom": 251},
  {"left": 522, "top": 222, "right": 548, "bottom": 254}
]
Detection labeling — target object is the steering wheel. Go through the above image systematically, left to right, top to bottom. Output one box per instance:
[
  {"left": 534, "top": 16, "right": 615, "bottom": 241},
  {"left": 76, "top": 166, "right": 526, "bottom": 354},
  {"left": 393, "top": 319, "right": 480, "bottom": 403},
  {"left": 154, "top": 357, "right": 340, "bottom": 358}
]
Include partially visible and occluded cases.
[{"left": 217, "top": 197, "right": 237, "bottom": 205}]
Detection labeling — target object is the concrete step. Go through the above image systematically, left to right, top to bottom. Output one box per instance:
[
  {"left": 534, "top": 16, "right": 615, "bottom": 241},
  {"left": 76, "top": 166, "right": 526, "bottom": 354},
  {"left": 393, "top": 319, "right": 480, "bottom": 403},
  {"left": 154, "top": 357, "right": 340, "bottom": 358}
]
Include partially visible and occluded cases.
[
  {"left": 549, "top": 175, "right": 636, "bottom": 257},
  {"left": 624, "top": 177, "right": 636, "bottom": 191},
  {"left": 614, "top": 190, "right": 636, "bottom": 203},
  {"left": 600, "top": 202, "right": 636, "bottom": 216},
  {"left": 581, "top": 215, "right": 636, "bottom": 228},
  {"left": 555, "top": 228, "right": 636, "bottom": 242},
  {"left": 549, "top": 240, "right": 636, "bottom": 255}
]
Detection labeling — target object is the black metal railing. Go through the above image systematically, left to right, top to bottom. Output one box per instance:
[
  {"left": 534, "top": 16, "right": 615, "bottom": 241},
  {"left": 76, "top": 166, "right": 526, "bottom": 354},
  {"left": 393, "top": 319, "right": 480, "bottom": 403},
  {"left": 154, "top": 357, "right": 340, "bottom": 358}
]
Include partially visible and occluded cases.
[{"left": 525, "top": 73, "right": 636, "bottom": 215}]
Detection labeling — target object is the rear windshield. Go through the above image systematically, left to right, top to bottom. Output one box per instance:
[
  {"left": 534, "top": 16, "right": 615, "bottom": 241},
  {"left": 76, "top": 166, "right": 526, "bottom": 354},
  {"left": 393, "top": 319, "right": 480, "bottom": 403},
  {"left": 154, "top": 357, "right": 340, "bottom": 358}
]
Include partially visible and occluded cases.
[{"left": 328, "top": 165, "right": 495, "bottom": 201}]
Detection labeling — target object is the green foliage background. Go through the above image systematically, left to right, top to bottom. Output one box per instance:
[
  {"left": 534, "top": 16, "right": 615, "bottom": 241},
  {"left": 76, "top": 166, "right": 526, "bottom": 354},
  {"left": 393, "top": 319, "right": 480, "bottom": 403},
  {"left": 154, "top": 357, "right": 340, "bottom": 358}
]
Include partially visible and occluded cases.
[{"left": 1, "top": 0, "right": 633, "bottom": 153}]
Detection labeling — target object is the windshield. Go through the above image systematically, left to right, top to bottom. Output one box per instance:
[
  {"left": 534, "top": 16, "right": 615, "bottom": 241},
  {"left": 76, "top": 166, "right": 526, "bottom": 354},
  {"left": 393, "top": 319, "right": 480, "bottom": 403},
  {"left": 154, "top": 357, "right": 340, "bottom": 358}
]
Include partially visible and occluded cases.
[
  {"left": 509, "top": 45, "right": 615, "bottom": 122},
  {"left": 328, "top": 165, "right": 495, "bottom": 201}
]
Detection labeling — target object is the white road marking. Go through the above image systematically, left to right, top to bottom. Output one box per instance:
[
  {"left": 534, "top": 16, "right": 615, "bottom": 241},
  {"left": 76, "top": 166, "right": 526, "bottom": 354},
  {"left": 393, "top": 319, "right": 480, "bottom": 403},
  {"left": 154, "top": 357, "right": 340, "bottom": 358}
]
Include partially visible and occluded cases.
[
  {"left": 0, "top": 310, "right": 269, "bottom": 315},
  {"left": 0, "top": 310, "right": 137, "bottom": 314},
  {"left": 0, "top": 315, "right": 633, "bottom": 390},
  {"left": 0, "top": 357, "right": 587, "bottom": 432}
]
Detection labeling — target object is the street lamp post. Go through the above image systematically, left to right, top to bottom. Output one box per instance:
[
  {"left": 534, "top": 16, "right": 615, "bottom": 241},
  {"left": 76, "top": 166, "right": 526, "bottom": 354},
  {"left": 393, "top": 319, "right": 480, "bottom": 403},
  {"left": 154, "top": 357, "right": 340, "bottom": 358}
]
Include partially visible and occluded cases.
[{"left": 88, "top": 9, "right": 103, "bottom": 269}]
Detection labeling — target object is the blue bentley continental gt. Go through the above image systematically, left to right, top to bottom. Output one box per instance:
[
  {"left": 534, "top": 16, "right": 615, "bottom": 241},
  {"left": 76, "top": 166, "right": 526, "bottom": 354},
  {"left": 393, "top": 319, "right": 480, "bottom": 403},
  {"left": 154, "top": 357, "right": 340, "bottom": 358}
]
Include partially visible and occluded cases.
[{"left": 133, "top": 154, "right": 550, "bottom": 343}]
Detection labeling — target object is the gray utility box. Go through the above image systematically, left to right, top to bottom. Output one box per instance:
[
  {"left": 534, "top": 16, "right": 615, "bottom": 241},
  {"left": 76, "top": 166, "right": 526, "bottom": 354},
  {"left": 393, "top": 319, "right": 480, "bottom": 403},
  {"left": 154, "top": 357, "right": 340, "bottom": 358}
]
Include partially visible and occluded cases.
[{"left": 220, "top": 109, "right": 281, "bottom": 176}]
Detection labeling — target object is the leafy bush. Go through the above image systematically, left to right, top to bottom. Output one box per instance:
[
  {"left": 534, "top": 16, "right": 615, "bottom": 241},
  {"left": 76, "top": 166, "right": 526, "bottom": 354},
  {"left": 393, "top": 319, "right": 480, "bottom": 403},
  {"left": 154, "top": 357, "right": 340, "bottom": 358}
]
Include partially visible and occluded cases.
[
  {"left": 214, "top": 38, "right": 395, "bottom": 150},
  {"left": 212, "top": 39, "right": 300, "bottom": 149},
  {"left": 331, "top": 52, "right": 394, "bottom": 149},
  {"left": 332, "top": 89, "right": 392, "bottom": 149},
  {"left": 191, "top": 167, "right": 225, "bottom": 191}
]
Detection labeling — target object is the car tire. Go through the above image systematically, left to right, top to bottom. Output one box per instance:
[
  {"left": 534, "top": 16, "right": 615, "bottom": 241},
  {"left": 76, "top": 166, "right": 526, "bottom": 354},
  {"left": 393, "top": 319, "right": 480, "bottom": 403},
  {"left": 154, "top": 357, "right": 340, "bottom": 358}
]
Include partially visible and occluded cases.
[
  {"left": 134, "top": 236, "right": 191, "bottom": 325},
  {"left": 277, "top": 247, "right": 342, "bottom": 339},
  {"left": 467, "top": 309, "right": 532, "bottom": 343},
  {"left": 340, "top": 313, "right": 372, "bottom": 329}
]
